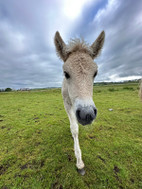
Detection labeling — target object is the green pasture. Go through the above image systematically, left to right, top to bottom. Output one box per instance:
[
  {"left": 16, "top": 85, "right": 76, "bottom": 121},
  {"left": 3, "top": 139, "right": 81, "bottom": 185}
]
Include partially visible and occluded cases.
[{"left": 0, "top": 83, "right": 142, "bottom": 188}]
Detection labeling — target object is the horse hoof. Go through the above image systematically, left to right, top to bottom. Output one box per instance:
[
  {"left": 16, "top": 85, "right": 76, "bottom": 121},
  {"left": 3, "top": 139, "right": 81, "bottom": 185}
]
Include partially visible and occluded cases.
[{"left": 78, "top": 168, "right": 85, "bottom": 175}]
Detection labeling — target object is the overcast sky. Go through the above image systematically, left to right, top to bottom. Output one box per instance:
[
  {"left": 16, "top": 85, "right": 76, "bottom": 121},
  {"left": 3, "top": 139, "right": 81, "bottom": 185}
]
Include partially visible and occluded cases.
[{"left": 0, "top": 0, "right": 142, "bottom": 89}]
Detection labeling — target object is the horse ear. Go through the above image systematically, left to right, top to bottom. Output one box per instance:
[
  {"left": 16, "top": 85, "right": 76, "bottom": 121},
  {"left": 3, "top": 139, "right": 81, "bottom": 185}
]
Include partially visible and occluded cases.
[
  {"left": 54, "top": 31, "right": 68, "bottom": 61},
  {"left": 90, "top": 31, "right": 105, "bottom": 59}
]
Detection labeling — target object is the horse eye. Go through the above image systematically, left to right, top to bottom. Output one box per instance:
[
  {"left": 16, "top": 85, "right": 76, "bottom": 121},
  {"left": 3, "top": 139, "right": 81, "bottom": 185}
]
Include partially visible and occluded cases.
[
  {"left": 64, "top": 71, "right": 70, "bottom": 79},
  {"left": 93, "top": 71, "right": 98, "bottom": 78}
]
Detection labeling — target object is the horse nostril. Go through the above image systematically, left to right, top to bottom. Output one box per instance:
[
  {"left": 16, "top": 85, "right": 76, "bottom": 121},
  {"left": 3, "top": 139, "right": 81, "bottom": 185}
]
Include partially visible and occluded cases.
[
  {"left": 94, "top": 108, "right": 97, "bottom": 117},
  {"left": 76, "top": 109, "right": 81, "bottom": 120},
  {"left": 86, "top": 114, "right": 93, "bottom": 122}
]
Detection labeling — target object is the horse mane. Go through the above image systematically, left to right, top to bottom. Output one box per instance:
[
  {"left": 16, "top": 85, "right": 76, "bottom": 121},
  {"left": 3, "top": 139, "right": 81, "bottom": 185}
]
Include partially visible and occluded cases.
[{"left": 66, "top": 39, "right": 93, "bottom": 56}]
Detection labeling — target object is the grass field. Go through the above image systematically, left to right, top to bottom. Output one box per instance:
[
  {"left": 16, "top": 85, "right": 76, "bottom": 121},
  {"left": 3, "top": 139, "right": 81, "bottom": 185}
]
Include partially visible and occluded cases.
[{"left": 0, "top": 83, "right": 142, "bottom": 189}]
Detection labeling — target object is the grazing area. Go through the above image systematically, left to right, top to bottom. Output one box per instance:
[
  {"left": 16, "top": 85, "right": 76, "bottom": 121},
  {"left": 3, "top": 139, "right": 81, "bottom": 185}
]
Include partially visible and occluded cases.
[{"left": 0, "top": 82, "right": 142, "bottom": 189}]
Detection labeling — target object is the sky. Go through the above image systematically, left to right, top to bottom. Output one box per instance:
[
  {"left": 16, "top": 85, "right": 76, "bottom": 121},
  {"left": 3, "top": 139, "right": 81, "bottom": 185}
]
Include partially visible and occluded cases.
[{"left": 0, "top": 0, "right": 142, "bottom": 89}]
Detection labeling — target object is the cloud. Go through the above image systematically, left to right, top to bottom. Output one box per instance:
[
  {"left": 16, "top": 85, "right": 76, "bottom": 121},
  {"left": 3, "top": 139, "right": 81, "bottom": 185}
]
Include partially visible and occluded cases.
[
  {"left": 0, "top": 0, "right": 141, "bottom": 89},
  {"left": 74, "top": 0, "right": 142, "bottom": 82}
]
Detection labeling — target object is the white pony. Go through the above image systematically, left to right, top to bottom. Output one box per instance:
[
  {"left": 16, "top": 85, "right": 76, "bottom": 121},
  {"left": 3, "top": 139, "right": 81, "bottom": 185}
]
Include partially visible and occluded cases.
[{"left": 54, "top": 31, "right": 105, "bottom": 175}]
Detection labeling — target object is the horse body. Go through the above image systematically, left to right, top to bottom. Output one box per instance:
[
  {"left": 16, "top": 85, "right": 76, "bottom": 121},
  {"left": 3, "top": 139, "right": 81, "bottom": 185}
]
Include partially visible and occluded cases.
[{"left": 54, "top": 31, "right": 105, "bottom": 174}]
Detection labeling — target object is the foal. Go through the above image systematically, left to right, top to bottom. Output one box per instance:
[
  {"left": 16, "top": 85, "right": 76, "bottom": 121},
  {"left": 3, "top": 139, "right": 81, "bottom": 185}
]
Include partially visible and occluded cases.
[{"left": 54, "top": 31, "right": 105, "bottom": 175}]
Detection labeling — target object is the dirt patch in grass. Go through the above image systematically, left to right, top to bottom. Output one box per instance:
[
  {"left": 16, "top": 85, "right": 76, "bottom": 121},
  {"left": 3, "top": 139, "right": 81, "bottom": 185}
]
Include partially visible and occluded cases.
[
  {"left": 1, "top": 126, "right": 6, "bottom": 129},
  {"left": 88, "top": 134, "right": 98, "bottom": 140},
  {"left": 67, "top": 154, "right": 72, "bottom": 161},
  {"left": 97, "top": 155, "right": 106, "bottom": 163},
  {"left": 20, "top": 159, "right": 45, "bottom": 171},
  {"left": 20, "top": 164, "right": 28, "bottom": 170},
  {"left": 0, "top": 165, "right": 8, "bottom": 175},
  {"left": 113, "top": 165, "right": 123, "bottom": 188},
  {"left": 114, "top": 165, "right": 120, "bottom": 173},
  {"left": 130, "top": 178, "right": 135, "bottom": 183},
  {"left": 51, "top": 182, "right": 63, "bottom": 189},
  {"left": 1, "top": 186, "right": 8, "bottom": 189}
]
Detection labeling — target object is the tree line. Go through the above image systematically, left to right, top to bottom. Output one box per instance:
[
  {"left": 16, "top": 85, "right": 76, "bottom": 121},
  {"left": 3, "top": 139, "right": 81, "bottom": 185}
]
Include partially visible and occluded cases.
[{"left": 0, "top": 88, "right": 12, "bottom": 92}]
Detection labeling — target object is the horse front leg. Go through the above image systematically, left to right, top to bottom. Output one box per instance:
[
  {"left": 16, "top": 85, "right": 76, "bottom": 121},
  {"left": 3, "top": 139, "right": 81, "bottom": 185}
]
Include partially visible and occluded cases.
[{"left": 67, "top": 108, "right": 85, "bottom": 175}]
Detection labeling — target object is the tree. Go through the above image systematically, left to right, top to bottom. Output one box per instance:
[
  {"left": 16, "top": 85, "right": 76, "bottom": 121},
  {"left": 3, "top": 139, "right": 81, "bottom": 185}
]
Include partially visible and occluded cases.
[{"left": 5, "top": 88, "right": 12, "bottom": 92}]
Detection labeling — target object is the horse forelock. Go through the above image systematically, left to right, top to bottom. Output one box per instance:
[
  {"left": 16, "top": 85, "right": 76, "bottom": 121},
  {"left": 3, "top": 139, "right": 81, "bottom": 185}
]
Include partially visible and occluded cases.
[{"left": 66, "top": 39, "right": 93, "bottom": 56}]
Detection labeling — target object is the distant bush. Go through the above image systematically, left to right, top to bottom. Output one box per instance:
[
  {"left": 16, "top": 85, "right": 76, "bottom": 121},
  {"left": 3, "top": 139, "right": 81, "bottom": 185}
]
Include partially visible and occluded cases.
[
  {"left": 123, "top": 87, "right": 134, "bottom": 91},
  {"left": 5, "top": 88, "right": 12, "bottom": 92},
  {"left": 108, "top": 88, "right": 116, "bottom": 92},
  {"left": 95, "top": 90, "right": 101, "bottom": 93}
]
